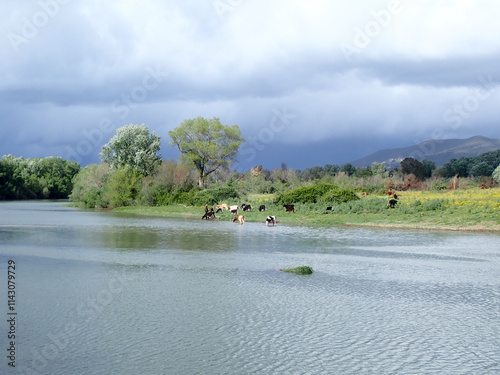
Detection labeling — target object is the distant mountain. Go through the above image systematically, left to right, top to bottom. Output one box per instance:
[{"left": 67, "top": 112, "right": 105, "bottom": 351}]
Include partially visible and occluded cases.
[{"left": 350, "top": 136, "right": 500, "bottom": 169}]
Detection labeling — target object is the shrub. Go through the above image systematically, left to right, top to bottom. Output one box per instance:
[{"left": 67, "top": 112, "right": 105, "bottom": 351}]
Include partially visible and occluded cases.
[
  {"left": 69, "top": 164, "right": 109, "bottom": 207},
  {"left": 105, "top": 167, "right": 143, "bottom": 207},
  {"left": 431, "top": 181, "right": 448, "bottom": 191},
  {"left": 141, "top": 183, "right": 172, "bottom": 206},
  {"left": 274, "top": 183, "right": 336, "bottom": 205},
  {"left": 76, "top": 186, "right": 108, "bottom": 208},
  {"left": 176, "top": 186, "right": 241, "bottom": 207},
  {"left": 208, "top": 186, "right": 239, "bottom": 202},
  {"left": 320, "top": 188, "right": 360, "bottom": 204},
  {"left": 171, "top": 189, "right": 198, "bottom": 205},
  {"left": 193, "top": 190, "right": 218, "bottom": 206},
  {"left": 421, "top": 199, "right": 444, "bottom": 211}
]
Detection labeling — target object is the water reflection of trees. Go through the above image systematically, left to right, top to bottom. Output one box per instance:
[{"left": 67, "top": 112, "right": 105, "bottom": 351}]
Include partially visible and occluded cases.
[
  {"left": 98, "top": 227, "right": 235, "bottom": 252},
  {"left": 99, "top": 228, "right": 160, "bottom": 250}
]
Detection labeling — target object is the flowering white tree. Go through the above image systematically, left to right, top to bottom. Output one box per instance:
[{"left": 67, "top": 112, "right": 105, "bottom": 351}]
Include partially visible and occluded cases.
[
  {"left": 100, "top": 124, "right": 161, "bottom": 176},
  {"left": 493, "top": 164, "right": 500, "bottom": 183}
]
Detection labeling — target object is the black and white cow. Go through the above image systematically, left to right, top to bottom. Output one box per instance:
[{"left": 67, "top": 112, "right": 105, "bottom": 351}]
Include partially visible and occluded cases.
[{"left": 265, "top": 215, "right": 276, "bottom": 226}]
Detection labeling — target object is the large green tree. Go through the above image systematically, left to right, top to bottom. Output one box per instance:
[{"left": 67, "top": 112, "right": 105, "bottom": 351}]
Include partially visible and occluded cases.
[
  {"left": 169, "top": 117, "right": 244, "bottom": 187},
  {"left": 100, "top": 124, "right": 161, "bottom": 176},
  {"left": 401, "top": 157, "right": 425, "bottom": 180}
]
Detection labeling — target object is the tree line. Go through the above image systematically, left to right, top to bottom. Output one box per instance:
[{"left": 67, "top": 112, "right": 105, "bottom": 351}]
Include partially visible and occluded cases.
[
  {"left": 2, "top": 119, "right": 500, "bottom": 205},
  {"left": 69, "top": 121, "right": 500, "bottom": 209},
  {"left": 439, "top": 150, "right": 500, "bottom": 178},
  {"left": 0, "top": 155, "right": 80, "bottom": 200}
]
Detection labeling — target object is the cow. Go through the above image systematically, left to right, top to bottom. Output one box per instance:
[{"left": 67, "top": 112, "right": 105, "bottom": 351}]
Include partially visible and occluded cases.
[
  {"left": 386, "top": 190, "right": 395, "bottom": 196},
  {"left": 387, "top": 199, "right": 398, "bottom": 208},
  {"left": 216, "top": 203, "right": 229, "bottom": 211},
  {"left": 243, "top": 204, "right": 252, "bottom": 212},
  {"left": 284, "top": 204, "right": 295, "bottom": 213},
  {"left": 229, "top": 205, "right": 238, "bottom": 212},
  {"left": 259, "top": 205, "right": 266, "bottom": 212},
  {"left": 326, "top": 206, "right": 332, "bottom": 211},
  {"left": 202, "top": 208, "right": 216, "bottom": 220},
  {"left": 232, "top": 215, "right": 245, "bottom": 225},
  {"left": 265, "top": 215, "right": 276, "bottom": 226}
]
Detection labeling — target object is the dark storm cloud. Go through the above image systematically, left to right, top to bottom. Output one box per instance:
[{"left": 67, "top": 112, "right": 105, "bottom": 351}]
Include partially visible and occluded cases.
[
  {"left": 1, "top": 0, "right": 499, "bottom": 169},
  {"left": 353, "top": 54, "right": 500, "bottom": 88}
]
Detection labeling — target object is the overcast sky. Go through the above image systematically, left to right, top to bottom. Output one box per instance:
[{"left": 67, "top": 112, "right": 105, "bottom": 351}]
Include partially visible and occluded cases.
[{"left": 1, "top": 0, "right": 499, "bottom": 170}]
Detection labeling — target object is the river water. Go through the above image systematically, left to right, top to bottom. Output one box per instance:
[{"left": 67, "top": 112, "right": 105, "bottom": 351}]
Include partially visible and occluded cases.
[{"left": 0, "top": 201, "right": 499, "bottom": 375}]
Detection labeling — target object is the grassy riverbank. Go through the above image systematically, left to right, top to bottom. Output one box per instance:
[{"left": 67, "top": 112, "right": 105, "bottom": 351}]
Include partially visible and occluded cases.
[{"left": 112, "top": 188, "right": 500, "bottom": 232}]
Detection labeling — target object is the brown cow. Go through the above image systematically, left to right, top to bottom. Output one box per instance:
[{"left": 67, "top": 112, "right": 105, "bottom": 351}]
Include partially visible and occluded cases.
[
  {"left": 216, "top": 203, "right": 229, "bottom": 211},
  {"left": 202, "top": 208, "right": 216, "bottom": 219},
  {"left": 232, "top": 215, "right": 245, "bottom": 225}
]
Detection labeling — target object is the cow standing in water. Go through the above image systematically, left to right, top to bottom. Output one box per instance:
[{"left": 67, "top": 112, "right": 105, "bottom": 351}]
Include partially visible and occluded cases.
[
  {"left": 202, "top": 207, "right": 216, "bottom": 219},
  {"left": 232, "top": 215, "right": 245, "bottom": 225},
  {"left": 265, "top": 216, "right": 276, "bottom": 226}
]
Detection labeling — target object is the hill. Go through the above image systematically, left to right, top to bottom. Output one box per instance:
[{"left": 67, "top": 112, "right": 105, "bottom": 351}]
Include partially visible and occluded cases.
[{"left": 350, "top": 136, "right": 500, "bottom": 169}]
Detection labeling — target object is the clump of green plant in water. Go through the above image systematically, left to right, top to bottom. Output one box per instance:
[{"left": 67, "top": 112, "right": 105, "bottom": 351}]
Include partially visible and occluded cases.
[{"left": 280, "top": 266, "right": 313, "bottom": 275}]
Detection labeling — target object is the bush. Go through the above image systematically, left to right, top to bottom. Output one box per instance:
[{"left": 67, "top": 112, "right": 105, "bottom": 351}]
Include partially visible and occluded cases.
[
  {"left": 69, "top": 164, "right": 109, "bottom": 207},
  {"left": 105, "top": 168, "right": 143, "bottom": 207},
  {"left": 431, "top": 181, "right": 448, "bottom": 191},
  {"left": 141, "top": 183, "right": 172, "bottom": 206},
  {"left": 274, "top": 183, "right": 336, "bottom": 205},
  {"left": 82, "top": 186, "right": 109, "bottom": 208},
  {"left": 174, "top": 186, "right": 241, "bottom": 207},
  {"left": 208, "top": 186, "right": 239, "bottom": 202},
  {"left": 320, "top": 188, "right": 360, "bottom": 204},
  {"left": 171, "top": 189, "right": 198, "bottom": 205},
  {"left": 193, "top": 190, "right": 218, "bottom": 206},
  {"left": 421, "top": 199, "right": 444, "bottom": 211}
]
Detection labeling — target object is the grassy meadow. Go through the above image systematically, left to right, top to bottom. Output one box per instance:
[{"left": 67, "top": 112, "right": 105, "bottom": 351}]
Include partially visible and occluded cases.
[{"left": 113, "top": 188, "right": 500, "bottom": 232}]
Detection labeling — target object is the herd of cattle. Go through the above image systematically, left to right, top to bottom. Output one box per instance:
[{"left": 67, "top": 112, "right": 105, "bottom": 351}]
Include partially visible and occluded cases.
[
  {"left": 202, "top": 192, "right": 400, "bottom": 225},
  {"left": 202, "top": 203, "right": 286, "bottom": 226}
]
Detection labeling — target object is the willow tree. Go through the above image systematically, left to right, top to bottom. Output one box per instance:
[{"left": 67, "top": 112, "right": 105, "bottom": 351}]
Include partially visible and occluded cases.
[
  {"left": 169, "top": 117, "right": 244, "bottom": 187},
  {"left": 100, "top": 124, "right": 161, "bottom": 176}
]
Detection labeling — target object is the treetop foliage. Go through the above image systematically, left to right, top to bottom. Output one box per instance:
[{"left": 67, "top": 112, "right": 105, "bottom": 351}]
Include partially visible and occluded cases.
[
  {"left": 169, "top": 117, "right": 244, "bottom": 187},
  {"left": 100, "top": 124, "right": 161, "bottom": 176},
  {"left": 440, "top": 149, "right": 500, "bottom": 178},
  {"left": 401, "top": 157, "right": 426, "bottom": 180},
  {"left": 493, "top": 164, "right": 500, "bottom": 184}
]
